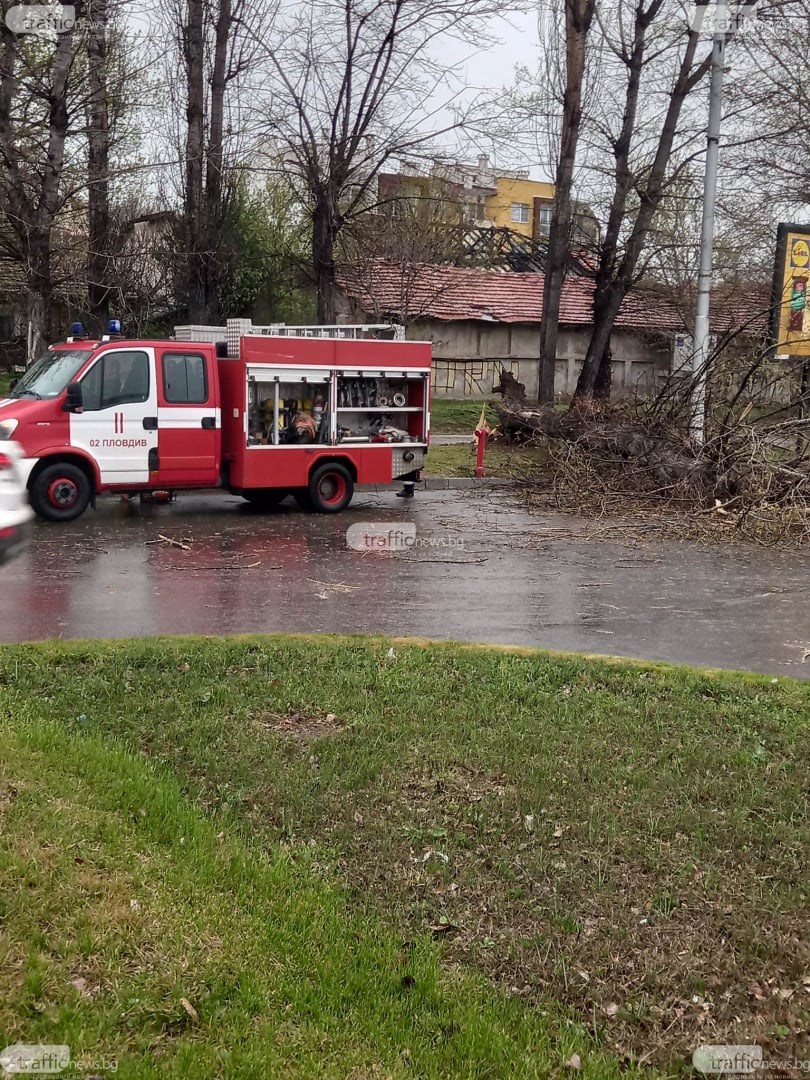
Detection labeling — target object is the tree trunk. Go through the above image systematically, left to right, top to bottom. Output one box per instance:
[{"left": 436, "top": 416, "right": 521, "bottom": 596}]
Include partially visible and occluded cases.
[
  {"left": 87, "top": 0, "right": 111, "bottom": 333},
  {"left": 183, "top": 0, "right": 206, "bottom": 322},
  {"left": 203, "top": 0, "right": 231, "bottom": 322},
  {"left": 538, "top": 0, "right": 596, "bottom": 403},
  {"left": 30, "top": 28, "right": 75, "bottom": 356},
  {"left": 313, "top": 200, "right": 338, "bottom": 324},
  {"left": 538, "top": 221, "right": 568, "bottom": 404},
  {"left": 27, "top": 247, "right": 51, "bottom": 362},
  {"left": 575, "top": 283, "right": 624, "bottom": 399},
  {"left": 593, "top": 343, "right": 612, "bottom": 400}
]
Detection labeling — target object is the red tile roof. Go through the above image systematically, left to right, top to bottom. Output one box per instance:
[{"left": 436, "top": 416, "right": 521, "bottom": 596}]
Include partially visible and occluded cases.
[{"left": 338, "top": 262, "right": 770, "bottom": 336}]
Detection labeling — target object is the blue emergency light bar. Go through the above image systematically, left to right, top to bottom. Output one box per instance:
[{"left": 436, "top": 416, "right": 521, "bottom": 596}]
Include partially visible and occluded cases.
[
  {"left": 109, "top": 318, "right": 122, "bottom": 334},
  {"left": 71, "top": 321, "right": 84, "bottom": 336}
]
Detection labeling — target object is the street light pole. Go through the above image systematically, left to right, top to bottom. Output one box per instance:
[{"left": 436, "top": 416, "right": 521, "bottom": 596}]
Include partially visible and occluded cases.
[{"left": 690, "top": 0, "right": 727, "bottom": 445}]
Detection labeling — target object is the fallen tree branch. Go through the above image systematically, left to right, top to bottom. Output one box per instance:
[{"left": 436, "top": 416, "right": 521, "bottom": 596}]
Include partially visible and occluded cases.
[{"left": 489, "top": 371, "right": 810, "bottom": 545}]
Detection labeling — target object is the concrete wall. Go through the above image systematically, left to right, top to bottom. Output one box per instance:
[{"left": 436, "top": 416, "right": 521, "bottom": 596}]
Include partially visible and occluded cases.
[{"left": 404, "top": 318, "right": 672, "bottom": 400}]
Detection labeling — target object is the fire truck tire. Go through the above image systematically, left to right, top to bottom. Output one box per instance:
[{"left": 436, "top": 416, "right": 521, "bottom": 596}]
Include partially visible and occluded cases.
[
  {"left": 30, "top": 462, "right": 92, "bottom": 522},
  {"left": 306, "top": 462, "right": 354, "bottom": 513},
  {"left": 243, "top": 489, "right": 289, "bottom": 509}
]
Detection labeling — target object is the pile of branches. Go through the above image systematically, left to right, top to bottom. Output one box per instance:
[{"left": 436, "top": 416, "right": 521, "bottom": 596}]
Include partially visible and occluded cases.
[{"left": 491, "top": 369, "right": 810, "bottom": 545}]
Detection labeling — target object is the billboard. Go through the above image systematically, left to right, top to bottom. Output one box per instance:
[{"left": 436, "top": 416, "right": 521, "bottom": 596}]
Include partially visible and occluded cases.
[{"left": 771, "top": 223, "right": 810, "bottom": 357}]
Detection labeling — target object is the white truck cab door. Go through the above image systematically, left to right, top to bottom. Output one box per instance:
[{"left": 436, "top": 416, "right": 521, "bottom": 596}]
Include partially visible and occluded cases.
[{"left": 70, "top": 347, "right": 158, "bottom": 486}]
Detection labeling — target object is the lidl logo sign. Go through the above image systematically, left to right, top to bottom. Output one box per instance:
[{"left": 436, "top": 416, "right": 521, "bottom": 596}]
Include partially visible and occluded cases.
[{"left": 790, "top": 238, "right": 810, "bottom": 269}]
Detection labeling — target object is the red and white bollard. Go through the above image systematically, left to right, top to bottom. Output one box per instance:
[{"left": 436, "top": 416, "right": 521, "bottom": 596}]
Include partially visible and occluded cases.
[
  {"left": 473, "top": 402, "right": 490, "bottom": 478},
  {"left": 474, "top": 425, "right": 488, "bottom": 478}
]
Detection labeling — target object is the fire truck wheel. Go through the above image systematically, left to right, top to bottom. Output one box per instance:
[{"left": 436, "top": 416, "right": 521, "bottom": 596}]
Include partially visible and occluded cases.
[
  {"left": 30, "top": 462, "right": 92, "bottom": 522},
  {"left": 307, "top": 462, "right": 354, "bottom": 513},
  {"left": 243, "top": 489, "right": 289, "bottom": 509}
]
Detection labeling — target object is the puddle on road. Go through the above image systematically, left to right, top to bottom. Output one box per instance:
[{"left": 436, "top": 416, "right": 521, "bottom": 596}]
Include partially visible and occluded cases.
[{"left": 3, "top": 490, "right": 808, "bottom": 678}]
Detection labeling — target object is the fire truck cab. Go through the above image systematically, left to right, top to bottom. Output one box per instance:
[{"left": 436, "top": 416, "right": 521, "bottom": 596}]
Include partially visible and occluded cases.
[{"left": 0, "top": 320, "right": 431, "bottom": 522}]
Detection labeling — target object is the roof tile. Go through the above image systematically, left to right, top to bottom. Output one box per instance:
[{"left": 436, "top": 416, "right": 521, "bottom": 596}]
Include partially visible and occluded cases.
[{"left": 338, "top": 262, "right": 770, "bottom": 335}]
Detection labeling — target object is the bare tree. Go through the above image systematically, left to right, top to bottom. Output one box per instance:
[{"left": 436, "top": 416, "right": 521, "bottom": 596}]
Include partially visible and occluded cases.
[
  {"left": 167, "top": 0, "right": 268, "bottom": 322},
  {"left": 256, "top": 0, "right": 508, "bottom": 323},
  {"left": 538, "top": 0, "right": 597, "bottom": 403},
  {"left": 728, "top": 4, "right": 810, "bottom": 208},
  {"left": 572, "top": 6, "right": 712, "bottom": 402},
  {"left": 0, "top": 7, "right": 85, "bottom": 357},
  {"left": 339, "top": 188, "right": 468, "bottom": 323}
]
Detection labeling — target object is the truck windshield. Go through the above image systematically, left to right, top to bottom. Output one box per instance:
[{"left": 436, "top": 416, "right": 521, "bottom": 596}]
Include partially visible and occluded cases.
[{"left": 11, "top": 349, "right": 93, "bottom": 400}]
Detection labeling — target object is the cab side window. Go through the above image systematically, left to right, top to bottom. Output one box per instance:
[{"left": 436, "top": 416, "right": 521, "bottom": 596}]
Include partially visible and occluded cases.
[
  {"left": 79, "top": 351, "right": 150, "bottom": 411},
  {"left": 163, "top": 353, "right": 208, "bottom": 404},
  {"left": 79, "top": 360, "right": 102, "bottom": 411}
]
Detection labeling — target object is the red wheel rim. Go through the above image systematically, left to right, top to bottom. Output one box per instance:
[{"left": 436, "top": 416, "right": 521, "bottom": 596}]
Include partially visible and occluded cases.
[
  {"left": 318, "top": 473, "right": 346, "bottom": 505},
  {"left": 48, "top": 477, "right": 79, "bottom": 509}
]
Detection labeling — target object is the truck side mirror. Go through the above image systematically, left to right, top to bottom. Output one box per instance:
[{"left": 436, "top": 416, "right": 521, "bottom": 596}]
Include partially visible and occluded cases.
[
  {"left": 9, "top": 378, "right": 17, "bottom": 392},
  {"left": 63, "top": 381, "right": 84, "bottom": 412}
]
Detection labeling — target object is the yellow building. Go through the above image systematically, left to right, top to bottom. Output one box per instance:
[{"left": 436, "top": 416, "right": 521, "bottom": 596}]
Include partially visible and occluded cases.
[
  {"left": 375, "top": 156, "right": 599, "bottom": 246},
  {"left": 485, "top": 177, "right": 556, "bottom": 239}
]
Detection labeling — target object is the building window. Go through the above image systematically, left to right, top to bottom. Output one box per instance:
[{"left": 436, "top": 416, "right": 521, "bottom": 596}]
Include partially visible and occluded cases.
[
  {"left": 463, "top": 201, "right": 486, "bottom": 224},
  {"left": 510, "top": 203, "right": 530, "bottom": 224},
  {"left": 537, "top": 207, "right": 553, "bottom": 236}
]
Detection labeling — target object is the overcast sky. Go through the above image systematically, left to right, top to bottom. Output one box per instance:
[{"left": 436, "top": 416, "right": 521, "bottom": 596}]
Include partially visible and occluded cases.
[
  {"left": 128, "top": 0, "right": 553, "bottom": 182},
  {"left": 427, "top": 7, "right": 554, "bottom": 181}
]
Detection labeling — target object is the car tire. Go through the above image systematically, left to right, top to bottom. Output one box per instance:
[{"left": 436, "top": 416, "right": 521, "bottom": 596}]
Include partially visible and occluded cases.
[
  {"left": 30, "top": 462, "right": 92, "bottom": 522},
  {"left": 307, "top": 462, "right": 354, "bottom": 513}
]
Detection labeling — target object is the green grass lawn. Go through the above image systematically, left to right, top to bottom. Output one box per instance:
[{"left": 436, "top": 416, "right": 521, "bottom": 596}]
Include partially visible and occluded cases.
[
  {"left": 0, "top": 371, "right": 12, "bottom": 395},
  {"left": 430, "top": 398, "right": 569, "bottom": 434},
  {"left": 430, "top": 399, "right": 499, "bottom": 434},
  {"left": 424, "top": 442, "right": 548, "bottom": 479},
  {"left": 1, "top": 637, "right": 808, "bottom": 1076}
]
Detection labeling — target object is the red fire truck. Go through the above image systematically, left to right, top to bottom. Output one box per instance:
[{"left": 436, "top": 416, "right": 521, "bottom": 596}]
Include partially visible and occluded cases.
[{"left": 0, "top": 319, "right": 431, "bottom": 522}]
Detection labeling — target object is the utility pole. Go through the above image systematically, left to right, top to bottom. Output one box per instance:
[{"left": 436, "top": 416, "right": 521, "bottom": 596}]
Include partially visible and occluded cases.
[{"left": 690, "top": 0, "right": 727, "bottom": 445}]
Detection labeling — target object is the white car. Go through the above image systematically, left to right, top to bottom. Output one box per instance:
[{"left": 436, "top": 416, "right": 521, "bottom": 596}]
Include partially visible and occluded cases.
[{"left": 0, "top": 441, "right": 32, "bottom": 564}]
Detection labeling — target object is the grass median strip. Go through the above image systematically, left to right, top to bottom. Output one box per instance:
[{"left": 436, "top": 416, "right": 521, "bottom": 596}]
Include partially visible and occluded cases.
[
  {"left": 1, "top": 636, "right": 808, "bottom": 1074},
  {"left": 0, "top": 711, "right": 635, "bottom": 1078}
]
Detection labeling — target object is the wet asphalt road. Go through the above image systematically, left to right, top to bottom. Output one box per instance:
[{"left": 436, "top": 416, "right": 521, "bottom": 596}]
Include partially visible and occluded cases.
[{"left": 2, "top": 488, "right": 809, "bottom": 678}]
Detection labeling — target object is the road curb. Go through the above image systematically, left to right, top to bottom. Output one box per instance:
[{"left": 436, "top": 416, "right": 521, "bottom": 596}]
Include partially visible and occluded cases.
[
  {"left": 430, "top": 434, "right": 475, "bottom": 445},
  {"left": 363, "top": 477, "right": 515, "bottom": 493},
  {"left": 421, "top": 477, "right": 514, "bottom": 490}
]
